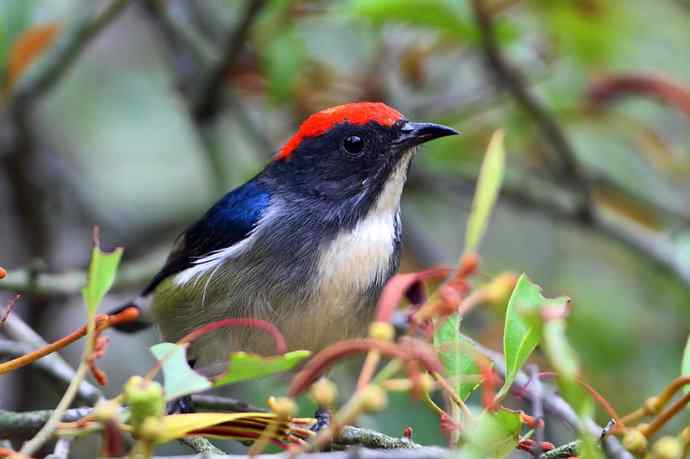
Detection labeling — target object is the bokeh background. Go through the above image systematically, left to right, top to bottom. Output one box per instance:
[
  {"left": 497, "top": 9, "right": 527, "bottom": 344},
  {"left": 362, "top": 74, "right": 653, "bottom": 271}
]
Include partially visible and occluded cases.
[{"left": 1, "top": 0, "right": 690, "bottom": 456}]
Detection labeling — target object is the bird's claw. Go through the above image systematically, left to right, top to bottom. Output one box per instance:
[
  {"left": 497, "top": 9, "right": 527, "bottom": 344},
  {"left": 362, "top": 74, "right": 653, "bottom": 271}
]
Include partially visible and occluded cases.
[
  {"left": 167, "top": 395, "right": 195, "bottom": 414},
  {"left": 310, "top": 408, "right": 331, "bottom": 432}
]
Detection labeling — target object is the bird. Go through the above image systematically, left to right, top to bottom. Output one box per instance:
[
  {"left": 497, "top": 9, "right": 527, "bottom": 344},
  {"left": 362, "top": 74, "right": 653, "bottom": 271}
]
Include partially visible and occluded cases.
[{"left": 114, "top": 102, "right": 458, "bottom": 375}]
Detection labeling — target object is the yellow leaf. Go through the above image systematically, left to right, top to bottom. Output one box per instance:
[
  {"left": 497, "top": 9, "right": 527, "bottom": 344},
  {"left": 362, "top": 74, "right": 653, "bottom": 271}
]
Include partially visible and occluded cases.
[{"left": 156, "top": 412, "right": 280, "bottom": 443}]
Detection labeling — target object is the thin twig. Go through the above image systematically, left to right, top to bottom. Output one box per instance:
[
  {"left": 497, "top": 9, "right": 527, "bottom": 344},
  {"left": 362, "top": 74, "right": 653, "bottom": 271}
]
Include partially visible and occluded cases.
[
  {"left": 7, "top": 0, "right": 130, "bottom": 116},
  {"left": 193, "top": 0, "right": 266, "bottom": 122},
  {"left": 470, "top": 0, "right": 592, "bottom": 217},
  {"left": 413, "top": 166, "right": 690, "bottom": 290},
  {"left": 0, "top": 251, "right": 165, "bottom": 295},
  {"left": 0, "top": 294, "right": 20, "bottom": 326},
  {"left": 0, "top": 307, "right": 139, "bottom": 375},
  {"left": 1, "top": 314, "right": 102, "bottom": 404},
  {"left": 0, "top": 340, "right": 98, "bottom": 404},
  {"left": 474, "top": 343, "right": 634, "bottom": 459},
  {"left": 18, "top": 362, "right": 89, "bottom": 455},
  {"left": 528, "top": 365, "right": 545, "bottom": 457},
  {"left": 191, "top": 394, "right": 265, "bottom": 413},
  {"left": 0, "top": 407, "right": 423, "bottom": 452},
  {"left": 0, "top": 408, "right": 94, "bottom": 439},
  {"left": 334, "top": 426, "right": 421, "bottom": 449},
  {"left": 179, "top": 436, "right": 225, "bottom": 455},
  {"left": 539, "top": 440, "right": 580, "bottom": 459},
  {"left": 151, "top": 448, "right": 450, "bottom": 459}
]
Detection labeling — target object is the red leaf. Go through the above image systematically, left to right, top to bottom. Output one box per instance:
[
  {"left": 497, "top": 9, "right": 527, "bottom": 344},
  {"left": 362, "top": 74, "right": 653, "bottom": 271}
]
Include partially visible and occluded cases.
[
  {"left": 589, "top": 73, "right": 690, "bottom": 120},
  {"left": 376, "top": 267, "right": 451, "bottom": 322}
]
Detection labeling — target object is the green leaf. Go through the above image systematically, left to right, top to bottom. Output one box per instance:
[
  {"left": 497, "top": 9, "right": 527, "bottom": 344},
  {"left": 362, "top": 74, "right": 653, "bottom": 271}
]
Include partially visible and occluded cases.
[
  {"left": 347, "top": 0, "right": 475, "bottom": 40},
  {"left": 262, "top": 29, "right": 307, "bottom": 103},
  {"left": 465, "top": 129, "right": 506, "bottom": 253},
  {"left": 81, "top": 241, "right": 123, "bottom": 319},
  {"left": 499, "top": 274, "right": 568, "bottom": 399},
  {"left": 542, "top": 312, "right": 590, "bottom": 413},
  {"left": 433, "top": 314, "right": 480, "bottom": 400},
  {"left": 543, "top": 316, "right": 577, "bottom": 379},
  {"left": 150, "top": 343, "right": 212, "bottom": 401},
  {"left": 213, "top": 350, "right": 311, "bottom": 387},
  {"left": 457, "top": 408, "right": 522, "bottom": 459}
]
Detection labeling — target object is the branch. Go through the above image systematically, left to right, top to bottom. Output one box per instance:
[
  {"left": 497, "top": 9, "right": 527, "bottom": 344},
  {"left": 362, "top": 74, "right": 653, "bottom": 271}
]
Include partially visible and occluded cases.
[
  {"left": 6, "top": 0, "right": 130, "bottom": 116},
  {"left": 142, "top": 0, "right": 272, "bottom": 193},
  {"left": 192, "top": 0, "right": 267, "bottom": 122},
  {"left": 470, "top": 0, "right": 592, "bottom": 215},
  {"left": 411, "top": 166, "right": 690, "bottom": 290},
  {"left": 0, "top": 251, "right": 164, "bottom": 295},
  {"left": 0, "top": 314, "right": 102, "bottom": 404},
  {"left": 0, "top": 340, "right": 99, "bottom": 405},
  {"left": 475, "top": 343, "right": 634, "bottom": 459},
  {"left": 190, "top": 394, "right": 265, "bottom": 413},
  {"left": 0, "top": 407, "right": 93, "bottom": 439},
  {"left": 0, "top": 407, "right": 423, "bottom": 452},
  {"left": 335, "top": 426, "right": 421, "bottom": 449},
  {"left": 179, "top": 436, "right": 225, "bottom": 456},
  {"left": 539, "top": 440, "right": 580, "bottom": 459},
  {"left": 153, "top": 448, "right": 450, "bottom": 459}
]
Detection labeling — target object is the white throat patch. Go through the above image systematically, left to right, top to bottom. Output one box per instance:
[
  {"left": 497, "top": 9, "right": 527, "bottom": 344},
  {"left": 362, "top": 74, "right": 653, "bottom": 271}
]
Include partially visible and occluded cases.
[{"left": 315, "top": 152, "right": 412, "bottom": 305}]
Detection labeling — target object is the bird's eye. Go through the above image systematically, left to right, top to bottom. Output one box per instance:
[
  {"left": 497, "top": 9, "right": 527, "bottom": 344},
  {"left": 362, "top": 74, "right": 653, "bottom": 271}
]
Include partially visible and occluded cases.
[{"left": 343, "top": 135, "right": 365, "bottom": 155}]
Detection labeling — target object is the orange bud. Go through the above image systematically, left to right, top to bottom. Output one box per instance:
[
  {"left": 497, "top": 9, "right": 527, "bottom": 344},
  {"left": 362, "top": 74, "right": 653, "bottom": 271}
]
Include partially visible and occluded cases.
[{"left": 7, "top": 24, "right": 60, "bottom": 90}]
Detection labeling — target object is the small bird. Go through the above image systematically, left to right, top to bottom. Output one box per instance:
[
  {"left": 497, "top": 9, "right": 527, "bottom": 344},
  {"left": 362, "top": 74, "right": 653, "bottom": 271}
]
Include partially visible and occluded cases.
[{"left": 115, "top": 102, "right": 457, "bottom": 374}]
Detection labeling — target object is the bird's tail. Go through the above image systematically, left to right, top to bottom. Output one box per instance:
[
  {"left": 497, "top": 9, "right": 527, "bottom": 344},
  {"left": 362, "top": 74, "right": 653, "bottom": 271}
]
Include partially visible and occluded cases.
[{"left": 108, "top": 297, "right": 153, "bottom": 333}]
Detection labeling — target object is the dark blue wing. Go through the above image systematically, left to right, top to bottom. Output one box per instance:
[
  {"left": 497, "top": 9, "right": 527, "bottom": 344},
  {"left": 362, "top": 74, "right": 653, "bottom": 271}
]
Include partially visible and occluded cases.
[{"left": 142, "top": 179, "right": 270, "bottom": 295}]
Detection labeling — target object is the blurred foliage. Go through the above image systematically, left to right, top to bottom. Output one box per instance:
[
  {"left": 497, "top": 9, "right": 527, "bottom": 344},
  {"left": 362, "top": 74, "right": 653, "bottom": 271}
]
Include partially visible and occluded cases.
[{"left": 2, "top": 0, "right": 690, "bottom": 456}]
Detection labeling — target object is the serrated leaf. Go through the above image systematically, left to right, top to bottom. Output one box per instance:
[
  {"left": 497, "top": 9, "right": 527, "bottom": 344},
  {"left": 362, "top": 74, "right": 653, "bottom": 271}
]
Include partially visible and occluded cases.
[
  {"left": 465, "top": 129, "right": 506, "bottom": 253},
  {"left": 81, "top": 242, "right": 123, "bottom": 319},
  {"left": 499, "top": 274, "right": 568, "bottom": 399},
  {"left": 433, "top": 314, "right": 480, "bottom": 400},
  {"left": 150, "top": 343, "right": 212, "bottom": 401},
  {"left": 213, "top": 350, "right": 311, "bottom": 387},
  {"left": 457, "top": 408, "right": 522, "bottom": 459},
  {"left": 156, "top": 412, "right": 282, "bottom": 443}
]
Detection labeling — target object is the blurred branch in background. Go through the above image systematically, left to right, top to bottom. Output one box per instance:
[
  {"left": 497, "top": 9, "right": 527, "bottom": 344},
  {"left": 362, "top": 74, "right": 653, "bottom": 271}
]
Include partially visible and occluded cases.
[
  {"left": 5, "top": 0, "right": 130, "bottom": 115},
  {"left": 140, "top": 0, "right": 270, "bottom": 193},
  {"left": 192, "top": 0, "right": 266, "bottom": 123},
  {"left": 470, "top": 0, "right": 592, "bottom": 216},
  {"left": 0, "top": 250, "right": 164, "bottom": 296},
  {"left": 1, "top": 314, "right": 101, "bottom": 404}
]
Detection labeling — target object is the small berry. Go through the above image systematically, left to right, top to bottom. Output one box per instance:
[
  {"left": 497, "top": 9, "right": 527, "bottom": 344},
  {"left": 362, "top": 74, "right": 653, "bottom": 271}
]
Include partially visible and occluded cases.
[
  {"left": 369, "top": 321, "right": 395, "bottom": 341},
  {"left": 310, "top": 378, "right": 338, "bottom": 407},
  {"left": 360, "top": 385, "right": 387, "bottom": 413},
  {"left": 268, "top": 396, "right": 297, "bottom": 418},
  {"left": 622, "top": 429, "right": 647, "bottom": 455},
  {"left": 651, "top": 436, "right": 683, "bottom": 459}
]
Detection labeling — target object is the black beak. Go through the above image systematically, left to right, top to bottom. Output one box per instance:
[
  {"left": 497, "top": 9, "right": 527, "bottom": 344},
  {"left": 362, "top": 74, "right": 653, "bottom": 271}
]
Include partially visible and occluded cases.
[{"left": 395, "top": 121, "right": 459, "bottom": 150}]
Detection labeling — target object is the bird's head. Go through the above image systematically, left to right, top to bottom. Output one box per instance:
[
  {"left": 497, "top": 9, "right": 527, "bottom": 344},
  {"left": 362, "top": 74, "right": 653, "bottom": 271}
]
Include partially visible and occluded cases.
[{"left": 265, "top": 102, "right": 458, "bottom": 218}]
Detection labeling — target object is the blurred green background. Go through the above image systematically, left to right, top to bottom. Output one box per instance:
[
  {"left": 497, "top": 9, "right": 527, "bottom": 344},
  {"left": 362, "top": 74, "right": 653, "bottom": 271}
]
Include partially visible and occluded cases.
[{"left": 1, "top": 0, "right": 690, "bottom": 456}]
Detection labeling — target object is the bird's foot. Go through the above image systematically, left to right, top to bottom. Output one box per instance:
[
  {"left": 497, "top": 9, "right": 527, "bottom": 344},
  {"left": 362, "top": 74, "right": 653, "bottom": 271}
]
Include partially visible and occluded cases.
[
  {"left": 167, "top": 395, "right": 195, "bottom": 414},
  {"left": 310, "top": 408, "right": 331, "bottom": 433}
]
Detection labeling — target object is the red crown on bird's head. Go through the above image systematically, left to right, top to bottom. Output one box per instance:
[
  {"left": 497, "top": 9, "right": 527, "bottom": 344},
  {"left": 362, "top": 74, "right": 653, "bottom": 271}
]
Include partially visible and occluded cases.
[{"left": 276, "top": 102, "right": 404, "bottom": 160}]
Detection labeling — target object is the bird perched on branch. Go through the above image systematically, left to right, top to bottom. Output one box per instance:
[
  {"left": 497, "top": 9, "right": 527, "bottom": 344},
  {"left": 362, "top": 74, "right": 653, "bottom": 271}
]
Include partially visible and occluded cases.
[{"left": 114, "top": 102, "right": 457, "bottom": 374}]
